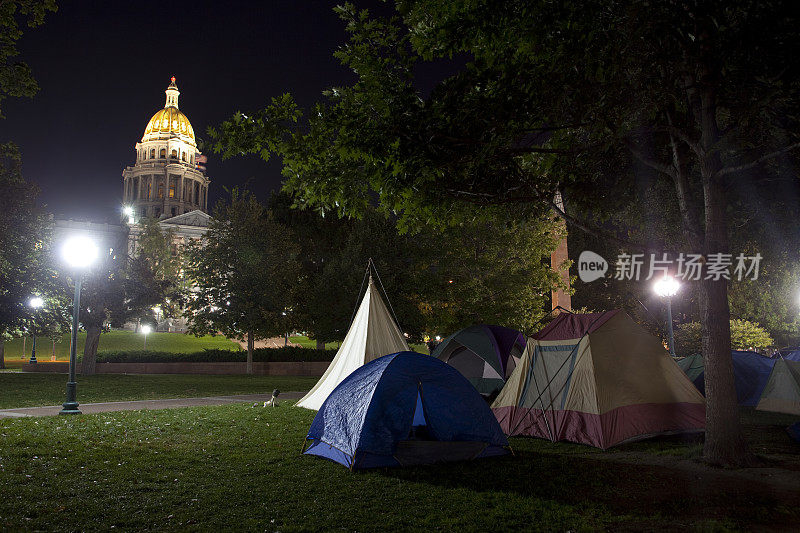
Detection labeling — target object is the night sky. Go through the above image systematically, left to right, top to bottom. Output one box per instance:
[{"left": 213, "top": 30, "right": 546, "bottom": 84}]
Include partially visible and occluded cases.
[{"left": 2, "top": 0, "right": 390, "bottom": 222}]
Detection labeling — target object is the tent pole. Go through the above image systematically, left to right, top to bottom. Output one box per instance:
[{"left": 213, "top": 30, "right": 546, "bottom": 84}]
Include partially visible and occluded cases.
[
  {"left": 370, "top": 259, "right": 404, "bottom": 333},
  {"left": 346, "top": 261, "right": 372, "bottom": 328},
  {"left": 527, "top": 349, "right": 556, "bottom": 442}
]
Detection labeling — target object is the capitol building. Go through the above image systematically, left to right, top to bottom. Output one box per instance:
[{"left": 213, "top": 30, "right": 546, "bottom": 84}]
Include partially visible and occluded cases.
[
  {"left": 120, "top": 77, "right": 212, "bottom": 256},
  {"left": 122, "top": 77, "right": 210, "bottom": 219}
]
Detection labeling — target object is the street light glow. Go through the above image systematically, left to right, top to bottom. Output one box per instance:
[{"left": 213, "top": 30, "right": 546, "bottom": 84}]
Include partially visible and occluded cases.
[
  {"left": 123, "top": 205, "right": 135, "bottom": 224},
  {"left": 62, "top": 235, "right": 99, "bottom": 268},
  {"left": 654, "top": 276, "right": 680, "bottom": 298},
  {"left": 29, "top": 296, "right": 44, "bottom": 309},
  {"left": 141, "top": 325, "right": 152, "bottom": 335}
]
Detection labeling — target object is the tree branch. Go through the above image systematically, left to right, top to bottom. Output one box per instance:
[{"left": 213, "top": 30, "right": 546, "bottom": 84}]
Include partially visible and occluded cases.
[
  {"left": 651, "top": 124, "right": 702, "bottom": 157},
  {"left": 624, "top": 139, "right": 676, "bottom": 178},
  {"left": 716, "top": 142, "right": 800, "bottom": 178},
  {"left": 443, "top": 186, "right": 675, "bottom": 254}
]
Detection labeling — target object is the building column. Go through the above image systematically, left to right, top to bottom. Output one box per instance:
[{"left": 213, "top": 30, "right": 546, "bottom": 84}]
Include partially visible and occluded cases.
[{"left": 163, "top": 170, "right": 169, "bottom": 212}]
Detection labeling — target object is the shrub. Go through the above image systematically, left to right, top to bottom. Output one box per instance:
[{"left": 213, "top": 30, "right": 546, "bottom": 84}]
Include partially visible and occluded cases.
[
  {"left": 674, "top": 319, "right": 773, "bottom": 356},
  {"left": 91, "top": 346, "right": 337, "bottom": 364}
]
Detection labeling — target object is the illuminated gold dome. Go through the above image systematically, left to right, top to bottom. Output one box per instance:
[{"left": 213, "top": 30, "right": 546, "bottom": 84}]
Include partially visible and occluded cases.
[
  {"left": 141, "top": 77, "right": 196, "bottom": 145},
  {"left": 143, "top": 107, "right": 195, "bottom": 141}
]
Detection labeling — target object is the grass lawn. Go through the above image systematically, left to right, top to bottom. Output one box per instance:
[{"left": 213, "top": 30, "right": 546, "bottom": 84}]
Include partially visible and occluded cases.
[
  {"left": 1, "top": 330, "right": 240, "bottom": 364},
  {"left": 288, "top": 335, "right": 340, "bottom": 351},
  {"left": 289, "top": 335, "right": 429, "bottom": 354},
  {"left": 0, "top": 374, "right": 320, "bottom": 409},
  {"left": 0, "top": 405, "right": 797, "bottom": 531}
]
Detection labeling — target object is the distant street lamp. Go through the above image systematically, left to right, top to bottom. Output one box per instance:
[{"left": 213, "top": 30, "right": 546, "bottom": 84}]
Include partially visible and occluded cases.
[
  {"left": 123, "top": 205, "right": 135, "bottom": 225},
  {"left": 59, "top": 235, "right": 99, "bottom": 415},
  {"left": 654, "top": 275, "right": 680, "bottom": 358},
  {"left": 28, "top": 296, "right": 44, "bottom": 364},
  {"left": 141, "top": 324, "right": 152, "bottom": 349}
]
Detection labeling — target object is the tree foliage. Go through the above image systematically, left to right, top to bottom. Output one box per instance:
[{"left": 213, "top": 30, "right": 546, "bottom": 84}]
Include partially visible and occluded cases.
[
  {"left": 0, "top": 0, "right": 57, "bottom": 118},
  {"left": 0, "top": 144, "right": 65, "bottom": 349},
  {"left": 184, "top": 189, "right": 300, "bottom": 372},
  {"left": 269, "top": 192, "right": 563, "bottom": 344},
  {"left": 133, "top": 217, "right": 182, "bottom": 319},
  {"left": 675, "top": 320, "right": 774, "bottom": 356}
]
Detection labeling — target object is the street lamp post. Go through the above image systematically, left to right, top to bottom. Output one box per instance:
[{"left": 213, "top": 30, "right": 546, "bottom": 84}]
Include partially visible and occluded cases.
[
  {"left": 59, "top": 235, "right": 98, "bottom": 416},
  {"left": 654, "top": 275, "right": 680, "bottom": 358},
  {"left": 28, "top": 296, "right": 44, "bottom": 364},
  {"left": 141, "top": 324, "right": 152, "bottom": 349}
]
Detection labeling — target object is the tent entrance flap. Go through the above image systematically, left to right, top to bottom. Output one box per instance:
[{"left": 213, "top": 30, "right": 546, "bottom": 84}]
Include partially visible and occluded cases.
[
  {"left": 519, "top": 344, "right": 579, "bottom": 410},
  {"left": 412, "top": 391, "right": 426, "bottom": 427}
]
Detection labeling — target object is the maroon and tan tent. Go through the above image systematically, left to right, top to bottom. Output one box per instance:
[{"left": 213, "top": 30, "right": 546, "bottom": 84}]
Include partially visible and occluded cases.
[{"left": 491, "top": 310, "right": 705, "bottom": 449}]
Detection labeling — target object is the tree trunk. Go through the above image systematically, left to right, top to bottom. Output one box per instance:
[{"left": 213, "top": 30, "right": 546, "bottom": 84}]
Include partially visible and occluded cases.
[
  {"left": 693, "top": 74, "right": 754, "bottom": 465},
  {"left": 698, "top": 176, "right": 754, "bottom": 466},
  {"left": 81, "top": 325, "right": 102, "bottom": 375},
  {"left": 246, "top": 331, "right": 254, "bottom": 374},
  {"left": 0, "top": 338, "right": 5, "bottom": 369},
  {"left": 316, "top": 338, "right": 325, "bottom": 351}
]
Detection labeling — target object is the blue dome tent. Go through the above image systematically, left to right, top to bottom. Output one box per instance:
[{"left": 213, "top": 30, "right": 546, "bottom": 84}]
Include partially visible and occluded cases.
[
  {"left": 677, "top": 350, "right": 777, "bottom": 406},
  {"left": 302, "top": 351, "right": 510, "bottom": 469}
]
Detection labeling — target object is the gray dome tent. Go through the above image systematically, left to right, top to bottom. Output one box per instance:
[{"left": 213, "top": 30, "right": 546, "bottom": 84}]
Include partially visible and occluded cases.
[{"left": 432, "top": 325, "right": 525, "bottom": 395}]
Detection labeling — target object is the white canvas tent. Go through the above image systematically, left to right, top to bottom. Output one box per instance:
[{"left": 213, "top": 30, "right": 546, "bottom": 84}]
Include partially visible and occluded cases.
[{"left": 296, "top": 276, "right": 409, "bottom": 410}]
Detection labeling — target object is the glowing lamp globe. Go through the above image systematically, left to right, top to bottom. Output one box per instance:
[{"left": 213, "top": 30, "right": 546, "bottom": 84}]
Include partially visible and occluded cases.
[
  {"left": 62, "top": 236, "right": 99, "bottom": 268},
  {"left": 654, "top": 276, "right": 680, "bottom": 298},
  {"left": 29, "top": 296, "right": 44, "bottom": 309},
  {"left": 141, "top": 325, "right": 152, "bottom": 335}
]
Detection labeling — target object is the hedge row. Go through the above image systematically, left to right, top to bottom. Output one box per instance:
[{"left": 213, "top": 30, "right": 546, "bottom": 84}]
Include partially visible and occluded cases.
[{"left": 89, "top": 346, "right": 337, "bottom": 364}]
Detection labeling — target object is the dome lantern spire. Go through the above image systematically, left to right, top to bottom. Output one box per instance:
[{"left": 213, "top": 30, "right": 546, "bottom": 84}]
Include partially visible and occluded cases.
[{"left": 165, "top": 76, "right": 180, "bottom": 109}]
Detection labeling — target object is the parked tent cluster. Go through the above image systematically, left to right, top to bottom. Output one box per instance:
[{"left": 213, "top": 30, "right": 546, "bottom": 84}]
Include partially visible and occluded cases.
[
  {"left": 298, "top": 267, "right": 720, "bottom": 469},
  {"left": 298, "top": 270, "right": 510, "bottom": 469},
  {"left": 675, "top": 349, "right": 800, "bottom": 415}
]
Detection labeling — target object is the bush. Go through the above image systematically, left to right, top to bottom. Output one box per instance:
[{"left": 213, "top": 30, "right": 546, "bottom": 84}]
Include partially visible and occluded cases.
[
  {"left": 674, "top": 319, "right": 773, "bottom": 356},
  {"left": 90, "top": 346, "right": 337, "bottom": 364}
]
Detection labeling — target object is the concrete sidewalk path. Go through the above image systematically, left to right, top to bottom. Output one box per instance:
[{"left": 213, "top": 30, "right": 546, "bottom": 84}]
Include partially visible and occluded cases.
[{"left": 0, "top": 391, "right": 307, "bottom": 418}]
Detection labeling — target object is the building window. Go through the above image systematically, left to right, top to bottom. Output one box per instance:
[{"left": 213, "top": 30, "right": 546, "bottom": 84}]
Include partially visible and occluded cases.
[
  {"left": 150, "top": 148, "right": 155, "bottom": 159},
  {"left": 159, "top": 148, "right": 166, "bottom": 159},
  {"left": 171, "top": 149, "right": 177, "bottom": 159},
  {"left": 181, "top": 152, "right": 186, "bottom": 162},
  {"left": 145, "top": 183, "right": 151, "bottom": 200},
  {"left": 194, "top": 183, "right": 200, "bottom": 205},
  {"left": 158, "top": 184, "right": 164, "bottom": 199},
  {"left": 169, "top": 185, "right": 175, "bottom": 198},
  {"left": 171, "top": 207, "right": 177, "bottom": 217}
]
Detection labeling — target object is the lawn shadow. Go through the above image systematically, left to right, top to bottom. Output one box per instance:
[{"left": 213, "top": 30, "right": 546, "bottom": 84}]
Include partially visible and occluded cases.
[{"left": 373, "top": 434, "right": 800, "bottom": 529}]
